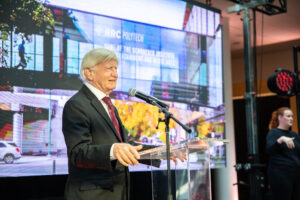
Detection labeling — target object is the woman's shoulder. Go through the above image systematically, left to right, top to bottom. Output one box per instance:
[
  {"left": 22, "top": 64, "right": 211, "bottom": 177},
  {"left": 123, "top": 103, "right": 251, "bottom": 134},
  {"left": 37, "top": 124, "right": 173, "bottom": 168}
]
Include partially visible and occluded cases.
[
  {"left": 266, "top": 128, "right": 284, "bottom": 138},
  {"left": 268, "top": 128, "right": 280, "bottom": 134},
  {"left": 290, "top": 130, "right": 299, "bottom": 137}
]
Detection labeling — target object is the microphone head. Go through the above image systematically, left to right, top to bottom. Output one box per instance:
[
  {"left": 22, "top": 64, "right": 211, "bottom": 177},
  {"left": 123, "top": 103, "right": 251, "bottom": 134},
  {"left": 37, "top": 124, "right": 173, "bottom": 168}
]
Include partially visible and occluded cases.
[{"left": 128, "top": 88, "right": 137, "bottom": 97}]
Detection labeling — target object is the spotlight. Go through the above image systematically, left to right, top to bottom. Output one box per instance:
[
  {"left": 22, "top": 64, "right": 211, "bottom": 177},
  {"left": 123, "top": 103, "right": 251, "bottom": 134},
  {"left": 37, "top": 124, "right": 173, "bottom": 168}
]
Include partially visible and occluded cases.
[{"left": 267, "top": 68, "right": 296, "bottom": 96}]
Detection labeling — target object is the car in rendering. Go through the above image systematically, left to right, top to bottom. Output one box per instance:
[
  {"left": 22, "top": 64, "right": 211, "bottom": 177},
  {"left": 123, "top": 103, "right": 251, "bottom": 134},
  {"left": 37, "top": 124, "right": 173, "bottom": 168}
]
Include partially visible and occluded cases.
[{"left": 0, "top": 141, "right": 21, "bottom": 164}]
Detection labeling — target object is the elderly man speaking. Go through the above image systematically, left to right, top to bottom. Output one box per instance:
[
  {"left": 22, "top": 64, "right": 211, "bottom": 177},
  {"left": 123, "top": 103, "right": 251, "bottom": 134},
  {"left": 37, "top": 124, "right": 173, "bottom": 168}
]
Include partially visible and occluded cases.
[{"left": 62, "top": 48, "right": 143, "bottom": 200}]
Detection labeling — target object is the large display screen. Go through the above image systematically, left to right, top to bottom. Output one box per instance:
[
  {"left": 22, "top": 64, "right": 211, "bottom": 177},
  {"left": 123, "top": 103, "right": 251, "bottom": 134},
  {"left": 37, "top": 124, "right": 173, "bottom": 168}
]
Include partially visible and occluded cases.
[{"left": 0, "top": 0, "right": 224, "bottom": 177}]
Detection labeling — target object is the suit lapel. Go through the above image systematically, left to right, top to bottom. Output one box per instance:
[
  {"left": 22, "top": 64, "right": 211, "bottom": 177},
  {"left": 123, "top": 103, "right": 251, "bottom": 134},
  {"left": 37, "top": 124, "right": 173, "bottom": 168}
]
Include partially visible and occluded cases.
[{"left": 81, "top": 85, "right": 123, "bottom": 142}]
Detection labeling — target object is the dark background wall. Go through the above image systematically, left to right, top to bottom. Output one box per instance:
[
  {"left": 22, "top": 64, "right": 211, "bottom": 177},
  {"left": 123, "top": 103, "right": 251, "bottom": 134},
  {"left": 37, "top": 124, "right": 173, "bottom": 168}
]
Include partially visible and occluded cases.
[
  {"left": 233, "top": 95, "right": 290, "bottom": 200},
  {"left": 0, "top": 173, "right": 152, "bottom": 200}
]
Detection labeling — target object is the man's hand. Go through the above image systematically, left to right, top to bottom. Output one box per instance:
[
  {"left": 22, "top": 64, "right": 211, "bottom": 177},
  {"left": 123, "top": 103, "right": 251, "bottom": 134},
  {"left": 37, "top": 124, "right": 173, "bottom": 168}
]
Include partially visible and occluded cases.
[
  {"left": 113, "top": 143, "right": 142, "bottom": 167},
  {"left": 171, "top": 152, "right": 187, "bottom": 165}
]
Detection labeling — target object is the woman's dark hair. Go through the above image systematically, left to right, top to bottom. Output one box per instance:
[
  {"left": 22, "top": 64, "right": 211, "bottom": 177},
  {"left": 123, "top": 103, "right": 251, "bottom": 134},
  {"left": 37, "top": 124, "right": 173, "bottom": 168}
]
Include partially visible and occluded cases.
[{"left": 268, "top": 107, "right": 291, "bottom": 130}]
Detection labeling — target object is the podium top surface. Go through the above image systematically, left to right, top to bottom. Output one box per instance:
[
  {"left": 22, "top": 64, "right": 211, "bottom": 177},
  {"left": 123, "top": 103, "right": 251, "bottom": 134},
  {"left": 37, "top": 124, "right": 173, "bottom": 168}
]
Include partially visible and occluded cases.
[{"left": 138, "top": 138, "right": 229, "bottom": 158}]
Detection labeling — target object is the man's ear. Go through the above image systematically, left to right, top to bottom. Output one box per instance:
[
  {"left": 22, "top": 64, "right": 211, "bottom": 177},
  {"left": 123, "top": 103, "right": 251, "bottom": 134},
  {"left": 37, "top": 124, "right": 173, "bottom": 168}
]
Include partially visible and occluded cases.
[{"left": 85, "top": 68, "right": 93, "bottom": 81}]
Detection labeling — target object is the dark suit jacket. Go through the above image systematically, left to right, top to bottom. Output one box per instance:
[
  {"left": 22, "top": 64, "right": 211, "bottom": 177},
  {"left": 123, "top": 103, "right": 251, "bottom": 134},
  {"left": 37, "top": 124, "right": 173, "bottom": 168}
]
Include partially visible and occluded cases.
[{"left": 62, "top": 85, "right": 129, "bottom": 200}]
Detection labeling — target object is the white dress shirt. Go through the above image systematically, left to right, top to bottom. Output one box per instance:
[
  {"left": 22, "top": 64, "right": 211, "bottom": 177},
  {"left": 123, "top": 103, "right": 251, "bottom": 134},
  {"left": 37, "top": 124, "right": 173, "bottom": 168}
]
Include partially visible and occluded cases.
[{"left": 84, "top": 82, "right": 117, "bottom": 160}]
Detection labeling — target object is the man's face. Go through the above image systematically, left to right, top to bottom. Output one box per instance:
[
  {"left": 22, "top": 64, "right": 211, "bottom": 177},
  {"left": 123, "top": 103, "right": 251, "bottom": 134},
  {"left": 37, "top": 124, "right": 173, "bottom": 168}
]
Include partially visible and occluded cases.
[{"left": 85, "top": 60, "right": 118, "bottom": 95}]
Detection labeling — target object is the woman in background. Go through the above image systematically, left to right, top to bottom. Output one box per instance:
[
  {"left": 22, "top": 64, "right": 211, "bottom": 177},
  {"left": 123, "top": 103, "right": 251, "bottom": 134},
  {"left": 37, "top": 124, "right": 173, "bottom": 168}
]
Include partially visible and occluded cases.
[{"left": 266, "top": 107, "right": 300, "bottom": 200}]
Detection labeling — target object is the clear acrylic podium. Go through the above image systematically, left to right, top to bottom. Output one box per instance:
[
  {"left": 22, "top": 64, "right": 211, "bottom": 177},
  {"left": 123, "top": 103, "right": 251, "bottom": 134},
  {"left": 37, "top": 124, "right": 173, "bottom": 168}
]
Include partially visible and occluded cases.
[{"left": 139, "top": 138, "right": 227, "bottom": 200}]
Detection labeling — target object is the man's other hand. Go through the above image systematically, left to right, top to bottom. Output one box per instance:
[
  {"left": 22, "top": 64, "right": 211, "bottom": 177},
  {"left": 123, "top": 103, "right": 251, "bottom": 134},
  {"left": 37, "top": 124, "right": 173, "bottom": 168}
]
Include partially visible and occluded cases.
[{"left": 171, "top": 152, "right": 187, "bottom": 165}]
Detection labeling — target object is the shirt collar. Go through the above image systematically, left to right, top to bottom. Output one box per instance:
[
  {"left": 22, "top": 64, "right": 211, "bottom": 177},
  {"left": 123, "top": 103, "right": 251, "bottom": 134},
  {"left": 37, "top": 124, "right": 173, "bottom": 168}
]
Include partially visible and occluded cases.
[{"left": 84, "top": 81, "right": 107, "bottom": 101}]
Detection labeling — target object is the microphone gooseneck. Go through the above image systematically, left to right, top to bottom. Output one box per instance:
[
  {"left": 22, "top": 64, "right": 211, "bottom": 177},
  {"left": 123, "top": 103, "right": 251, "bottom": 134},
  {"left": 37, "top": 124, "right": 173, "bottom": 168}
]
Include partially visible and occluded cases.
[{"left": 128, "top": 88, "right": 169, "bottom": 109}]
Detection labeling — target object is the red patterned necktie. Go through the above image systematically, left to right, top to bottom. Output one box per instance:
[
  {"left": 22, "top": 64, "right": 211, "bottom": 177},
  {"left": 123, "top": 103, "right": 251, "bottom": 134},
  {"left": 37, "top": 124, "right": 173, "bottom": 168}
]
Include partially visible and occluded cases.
[{"left": 102, "top": 97, "right": 123, "bottom": 142}]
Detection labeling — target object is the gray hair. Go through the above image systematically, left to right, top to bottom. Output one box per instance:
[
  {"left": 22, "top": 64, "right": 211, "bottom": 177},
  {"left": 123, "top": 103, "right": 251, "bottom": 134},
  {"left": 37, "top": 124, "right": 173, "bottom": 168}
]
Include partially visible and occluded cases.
[{"left": 80, "top": 48, "right": 118, "bottom": 81}]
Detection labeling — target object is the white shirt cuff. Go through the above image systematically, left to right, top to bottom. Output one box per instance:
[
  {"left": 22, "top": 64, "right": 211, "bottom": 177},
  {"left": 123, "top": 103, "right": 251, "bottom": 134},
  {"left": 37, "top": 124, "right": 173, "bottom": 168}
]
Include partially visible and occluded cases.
[{"left": 110, "top": 143, "right": 116, "bottom": 160}]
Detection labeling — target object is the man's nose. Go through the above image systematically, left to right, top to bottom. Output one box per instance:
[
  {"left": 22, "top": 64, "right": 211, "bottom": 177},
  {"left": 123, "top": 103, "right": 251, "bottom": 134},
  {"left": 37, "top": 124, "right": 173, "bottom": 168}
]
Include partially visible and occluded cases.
[{"left": 112, "top": 70, "right": 118, "bottom": 77}]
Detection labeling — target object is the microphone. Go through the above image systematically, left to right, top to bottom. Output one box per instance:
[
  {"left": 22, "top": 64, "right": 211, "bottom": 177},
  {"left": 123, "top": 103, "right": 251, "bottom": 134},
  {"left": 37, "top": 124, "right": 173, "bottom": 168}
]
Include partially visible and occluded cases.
[{"left": 128, "top": 88, "right": 169, "bottom": 109}]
